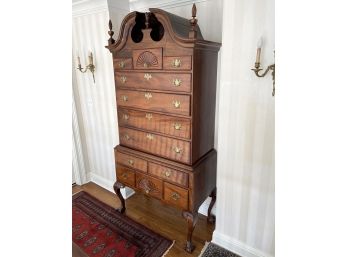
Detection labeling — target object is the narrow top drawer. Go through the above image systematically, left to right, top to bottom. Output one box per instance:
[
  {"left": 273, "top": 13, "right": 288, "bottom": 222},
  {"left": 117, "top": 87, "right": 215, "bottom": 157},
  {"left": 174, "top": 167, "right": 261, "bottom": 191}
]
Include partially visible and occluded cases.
[
  {"left": 163, "top": 56, "right": 192, "bottom": 70},
  {"left": 114, "top": 58, "right": 133, "bottom": 70}
]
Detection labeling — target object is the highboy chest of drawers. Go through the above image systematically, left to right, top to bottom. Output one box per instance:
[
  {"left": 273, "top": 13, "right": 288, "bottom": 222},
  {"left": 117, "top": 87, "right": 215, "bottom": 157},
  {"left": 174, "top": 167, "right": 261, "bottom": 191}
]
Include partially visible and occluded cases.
[{"left": 106, "top": 4, "right": 221, "bottom": 253}]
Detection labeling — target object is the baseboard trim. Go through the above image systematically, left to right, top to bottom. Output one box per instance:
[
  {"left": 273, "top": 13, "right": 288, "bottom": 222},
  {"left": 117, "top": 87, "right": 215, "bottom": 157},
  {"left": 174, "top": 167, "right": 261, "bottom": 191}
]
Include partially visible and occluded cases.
[
  {"left": 89, "top": 172, "right": 135, "bottom": 199},
  {"left": 212, "top": 231, "right": 273, "bottom": 257}
]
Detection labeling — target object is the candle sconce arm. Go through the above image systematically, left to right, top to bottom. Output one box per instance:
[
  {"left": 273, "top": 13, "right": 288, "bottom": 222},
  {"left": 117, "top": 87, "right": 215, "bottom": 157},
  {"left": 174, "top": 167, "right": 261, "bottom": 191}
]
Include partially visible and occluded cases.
[
  {"left": 77, "top": 63, "right": 96, "bottom": 83},
  {"left": 251, "top": 63, "right": 275, "bottom": 96}
]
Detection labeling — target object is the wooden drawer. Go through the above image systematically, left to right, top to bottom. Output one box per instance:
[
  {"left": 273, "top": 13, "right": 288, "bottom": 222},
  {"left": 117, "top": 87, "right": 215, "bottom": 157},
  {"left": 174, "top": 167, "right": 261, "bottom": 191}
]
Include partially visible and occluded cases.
[
  {"left": 133, "top": 48, "right": 163, "bottom": 70},
  {"left": 163, "top": 56, "right": 192, "bottom": 70},
  {"left": 114, "top": 58, "right": 132, "bottom": 70},
  {"left": 115, "top": 72, "right": 191, "bottom": 93},
  {"left": 116, "top": 89, "right": 191, "bottom": 116},
  {"left": 118, "top": 108, "right": 191, "bottom": 139},
  {"left": 119, "top": 127, "right": 191, "bottom": 164},
  {"left": 116, "top": 151, "right": 147, "bottom": 173},
  {"left": 148, "top": 162, "right": 188, "bottom": 187},
  {"left": 116, "top": 165, "right": 135, "bottom": 187},
  {"left": 136, "top": 172, "right": 163, "bottom": 199},
  {"left": 163, "top": 182, "right": 188, "bottom": 210}
]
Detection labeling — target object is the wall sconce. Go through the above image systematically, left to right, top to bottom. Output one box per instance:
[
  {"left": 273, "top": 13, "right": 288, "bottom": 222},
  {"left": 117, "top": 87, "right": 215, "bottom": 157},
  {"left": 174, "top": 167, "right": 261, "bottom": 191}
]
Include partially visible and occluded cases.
[
  {"left": 251, "top": 37, "right": 275, "bottom": 96},
  {"left": 77, "top": 52, "right": 96, "bottom": 83}
]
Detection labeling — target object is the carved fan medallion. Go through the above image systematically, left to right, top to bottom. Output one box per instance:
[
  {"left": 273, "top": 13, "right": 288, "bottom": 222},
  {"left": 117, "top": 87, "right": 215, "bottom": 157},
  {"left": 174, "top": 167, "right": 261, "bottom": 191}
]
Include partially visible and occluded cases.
[
  {"left": 136, "top": 51, "right": 158, "bottom": 68},
  {"left": 137, "top": 178, "right": 160, "bottom": 194}
]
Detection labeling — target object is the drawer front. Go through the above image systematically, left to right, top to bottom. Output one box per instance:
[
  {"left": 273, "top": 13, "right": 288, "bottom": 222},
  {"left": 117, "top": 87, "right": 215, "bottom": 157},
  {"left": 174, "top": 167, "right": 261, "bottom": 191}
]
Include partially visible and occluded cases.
[
  {"left": 133, "top": 48, "right": 163, "bottom": 70},
  {"left": 163, "top": 56, "right": 192, "bottom": 70},
  {"left": 114, "top": 58, "right": 132, "bottom": 70},
  {"left": 115, "top": 72, "right": 191, "bottom": 93},
  {"left": 116, "top": 89, "right": 191, "bottom": 116},
  {"left": 118, "top": 108, "right": 191, "bottom": 139},
  {"left": 119, "top": 127, "right": 191, "bottom": 164},
  {"left": 116, "top": 151, "right": 147, "bottom": 173},
  {"left": 148, "top": 162, "right": 188, "bottom": 187},
  {"left": 116, "top": 165, "right": 135, "bottom": 187},
  {"left": 136, "top": 172, "right": 163, "bottom": 199},
  {"left": 163, "top": 182, "right": 188, "bottom": 210}
]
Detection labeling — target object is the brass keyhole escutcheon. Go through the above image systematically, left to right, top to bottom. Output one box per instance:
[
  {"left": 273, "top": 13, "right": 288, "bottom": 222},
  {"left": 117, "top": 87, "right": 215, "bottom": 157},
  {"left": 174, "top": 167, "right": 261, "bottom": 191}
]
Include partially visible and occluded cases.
[
  {"left": 172, "top": 59, "right": 181, "bottom": 68},
  {"left": 119, "top": 61, "right": 125, "bottom": 68},
  {"left": 144, "top": 73, "right": 152, "bottom": 80},
  {"left": 120, "top": 76, "right": 127, "bottom": 83},
  {"left": 172, "top": 78, "right": 182, "bottom": 87},
  {"left": 145, "top": 92, "right": 152, "bottom": 100},
  {"left": 121, "top": 95, "right": 128, "bottom": 102},
  {"left": 173, "top": 100, "right": 181, "bottom": 108},
  {"left": 145, "top": 113, "right": 153, "bottom": 120},
  {"left": 123, "top": 114, "right": 129, "bottom": 120},
  {"left": 173, "top": 123, "right": 181, "bottom": 130},
  {"left": 124, "top": 134, "right": 130, "bottom": 141},
  {"left": 146, "top": 134, "right": 154, "bottom": 140},
  {"left": 173, "top": 146, "right": 182, "bottom": 154},
  {"left": 128, "top": 159, "right": 134, "bottom": 166},
  {"left": 164, "top": 170, "right": 171, "bottom": 177},
  {"left": 122, "top": 173, "right": 128, "bottom": 179},
  {"left": 145, "top": 189, "right": 150, "bottom": 194},
  {"left": 171, "top": 192, "right": 180, "bottom": 201}
]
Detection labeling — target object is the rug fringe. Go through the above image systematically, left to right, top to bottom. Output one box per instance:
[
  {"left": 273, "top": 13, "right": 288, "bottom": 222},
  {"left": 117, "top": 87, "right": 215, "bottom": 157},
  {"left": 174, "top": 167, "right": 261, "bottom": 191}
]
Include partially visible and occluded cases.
[
  {"left": 161, "top": 240, "right": 175, "bottom": 257},
  {"left": 197, "top": 241, "right": 210, "bottom": 257}
]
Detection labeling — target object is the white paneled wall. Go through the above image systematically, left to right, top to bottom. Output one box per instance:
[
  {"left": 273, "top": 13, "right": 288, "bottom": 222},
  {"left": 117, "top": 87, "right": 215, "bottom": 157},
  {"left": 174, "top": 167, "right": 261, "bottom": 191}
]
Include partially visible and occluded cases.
[
  {"left": 72, "top": 0, "right": 129, "bottom": 191},
  {"left": 213, "top": 0, "right": 275, "bottom": 257}
]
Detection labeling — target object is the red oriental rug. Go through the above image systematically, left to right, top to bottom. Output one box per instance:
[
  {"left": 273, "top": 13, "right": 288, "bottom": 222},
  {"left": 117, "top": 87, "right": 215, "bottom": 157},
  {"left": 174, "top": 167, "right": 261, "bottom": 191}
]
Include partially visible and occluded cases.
[{"left": 72, "top": 191, "right": 173, "bottom": 257}]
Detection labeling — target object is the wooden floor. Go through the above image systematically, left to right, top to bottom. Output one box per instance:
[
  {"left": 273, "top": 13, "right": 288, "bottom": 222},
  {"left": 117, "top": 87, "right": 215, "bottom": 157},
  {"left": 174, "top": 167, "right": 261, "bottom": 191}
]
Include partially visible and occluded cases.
[{"left": 72, "top": 182, "right": 214, "bottom": 257}]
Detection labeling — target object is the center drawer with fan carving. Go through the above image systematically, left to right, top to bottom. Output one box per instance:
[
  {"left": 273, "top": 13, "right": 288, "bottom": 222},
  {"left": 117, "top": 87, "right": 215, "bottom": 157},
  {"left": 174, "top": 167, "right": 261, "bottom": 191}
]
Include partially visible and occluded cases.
[
  {"left": 115, "top": 72, "right": 192, "bottom": 93},
  {"left": 116, "top": 89, "right": 191, "bottom": 116},
  {"left": 118, "top": 108, "right": 191, "bottom": 139},
  {"left": 119, "top": 127, "right": 191, "bottom": 164}
]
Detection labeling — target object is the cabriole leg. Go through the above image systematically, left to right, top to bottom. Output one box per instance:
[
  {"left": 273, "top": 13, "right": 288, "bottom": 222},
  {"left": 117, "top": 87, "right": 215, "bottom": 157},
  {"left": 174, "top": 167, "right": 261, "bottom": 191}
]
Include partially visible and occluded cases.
[
  {"left": 113, "top": 181, "right": 125, "bottom": 213},
  {"left": 207, "top": 187, "right": 216, "bottom": 223},
  {"left": 182, "top": 211, "right": 198, "bottom": 253}
]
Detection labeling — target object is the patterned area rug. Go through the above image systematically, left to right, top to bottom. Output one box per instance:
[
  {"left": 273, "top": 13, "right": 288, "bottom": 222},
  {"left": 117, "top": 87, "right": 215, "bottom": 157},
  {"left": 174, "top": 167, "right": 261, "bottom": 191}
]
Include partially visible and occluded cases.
[
  {"left": 72, "top": 191, "right": 173, "bottom": 257},
  {"left": 198, "top": 242, "right": 240, "bottom": 257}
]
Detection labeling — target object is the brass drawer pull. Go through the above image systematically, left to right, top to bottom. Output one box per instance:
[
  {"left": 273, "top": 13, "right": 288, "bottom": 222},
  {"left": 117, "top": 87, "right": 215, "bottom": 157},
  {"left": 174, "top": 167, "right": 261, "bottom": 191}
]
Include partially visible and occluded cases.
[
  {"left": 172, "top": 59, "right": 181, "bottom": 68},
  {"left": 119, "top": 61, "right": 125, "bottom": 68},
  {"left": 144, "top": 73, "right": 152, "bottom": 80},
  {"left": 120, "top": 75, "right": 127, "bottom": 83},
  {"left": 172, "top": 78, "right": 182, "bottom": 87},
  {"left": 145, "top": 92, "right": 152, "bottom": 100},
  {"left": 121, "top": 95, "right": 128, "bottom": 102},
  {"left": 172, "top": 100, "right": 181, "bottom": 108},
  {"left": 145, "top": 113, "right": 153, "bottom": 120},
  {"left": 123, "top": 114, "right": 129, "bottom": 120},
  {"left": 173, "top": 123, "right": 181, "bottom": 130},
  {"left": 146, "top": 133, "right": 154, "bottom": 140},
  {"left": 123, "top": 134, "right": 130, "bottom": 141},
  {"left": 172, "top": 146, "right": 182, "bottom": 154},
  {"left": 128, "top": 159, "right": 134, "bottom": 166},
  {"left": 164, "top": 169, "right": 171, "bottom": 178},
  {"left": 122, "top": 173, "right": 128, "bottom": 179},
  {"left": 145, "top": 189, "right": 150, "bottom": 194},
  {"left": 171, "top": 192, "right": 180, "bottom": 201}
]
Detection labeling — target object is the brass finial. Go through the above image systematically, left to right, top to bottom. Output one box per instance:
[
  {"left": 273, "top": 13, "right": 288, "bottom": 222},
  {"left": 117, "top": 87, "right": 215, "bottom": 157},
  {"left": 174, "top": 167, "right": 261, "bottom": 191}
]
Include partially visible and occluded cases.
[
  {"left": 189, "top": 3, "right": 198, "bottom": 39},
  {"left": 108, "top": 19, "right": 115, "bottom": 45}
]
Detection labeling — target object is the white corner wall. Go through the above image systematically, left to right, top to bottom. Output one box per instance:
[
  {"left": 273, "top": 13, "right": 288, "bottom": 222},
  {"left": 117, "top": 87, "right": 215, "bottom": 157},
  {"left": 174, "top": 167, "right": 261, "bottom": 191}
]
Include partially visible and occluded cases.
[{"left": 213, "top": 0, "right": 275, "bottom": 257}]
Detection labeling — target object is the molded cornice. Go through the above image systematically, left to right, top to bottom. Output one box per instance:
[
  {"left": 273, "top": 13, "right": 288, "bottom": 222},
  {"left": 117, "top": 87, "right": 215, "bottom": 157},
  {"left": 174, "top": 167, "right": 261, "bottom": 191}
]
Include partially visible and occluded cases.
[{"left": 130, "top": 0, "right": 209, "bottom": 11}]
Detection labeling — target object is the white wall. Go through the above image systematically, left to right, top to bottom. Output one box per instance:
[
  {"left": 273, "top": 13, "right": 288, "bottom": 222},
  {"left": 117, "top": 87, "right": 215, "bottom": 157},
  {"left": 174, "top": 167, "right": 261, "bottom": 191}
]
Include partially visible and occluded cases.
[
  {"left": 72, "top": 0, "right": 129, "bottom": 191},
  {"left": 213, "top": 0, "right": 275, "bottom": 257}
]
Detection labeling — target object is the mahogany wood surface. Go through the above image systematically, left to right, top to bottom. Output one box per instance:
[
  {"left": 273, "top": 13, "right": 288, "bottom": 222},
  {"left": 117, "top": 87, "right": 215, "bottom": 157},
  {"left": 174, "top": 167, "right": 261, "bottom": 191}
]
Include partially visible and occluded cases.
[
  {"left": 106, "top": 6, "right": 220, "bottom": 253},
  {"left": 115, "top": 71, "right": 192, "bottom": 93},
  {"left": 116, "top": 89, "right": 191, "bottom": 116},
  {"left": 118, "top": 108, "right": 191, "bottom": 139},
  {"left": 119, "top": 127, "right": 191, "bottom": 164},
  {"left": 115, "top": 151, "right": 147, "bottom": 173},
  {"left": 148, "top": 162, "right": 188, "bottom": 187},
  {"left": 163, "top": 182, "right": 189, "bottom": 210}
]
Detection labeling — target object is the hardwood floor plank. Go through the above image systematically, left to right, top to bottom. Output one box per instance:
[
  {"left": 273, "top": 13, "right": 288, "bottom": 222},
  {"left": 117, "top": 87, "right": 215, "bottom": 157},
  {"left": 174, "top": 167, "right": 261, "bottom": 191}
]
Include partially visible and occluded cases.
[{"left": 72, "top": 182, "right": 214, "bottom": 257}]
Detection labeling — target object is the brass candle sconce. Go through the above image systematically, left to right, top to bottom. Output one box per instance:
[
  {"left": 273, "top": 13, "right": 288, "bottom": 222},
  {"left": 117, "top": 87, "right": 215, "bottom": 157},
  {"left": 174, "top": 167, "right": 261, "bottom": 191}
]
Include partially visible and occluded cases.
[
  {"left": 251, "top": 37, "right": 275, "bottom": 96},
  {"left": 77, "top": 52, "right": 96, "bottom": 83}
]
